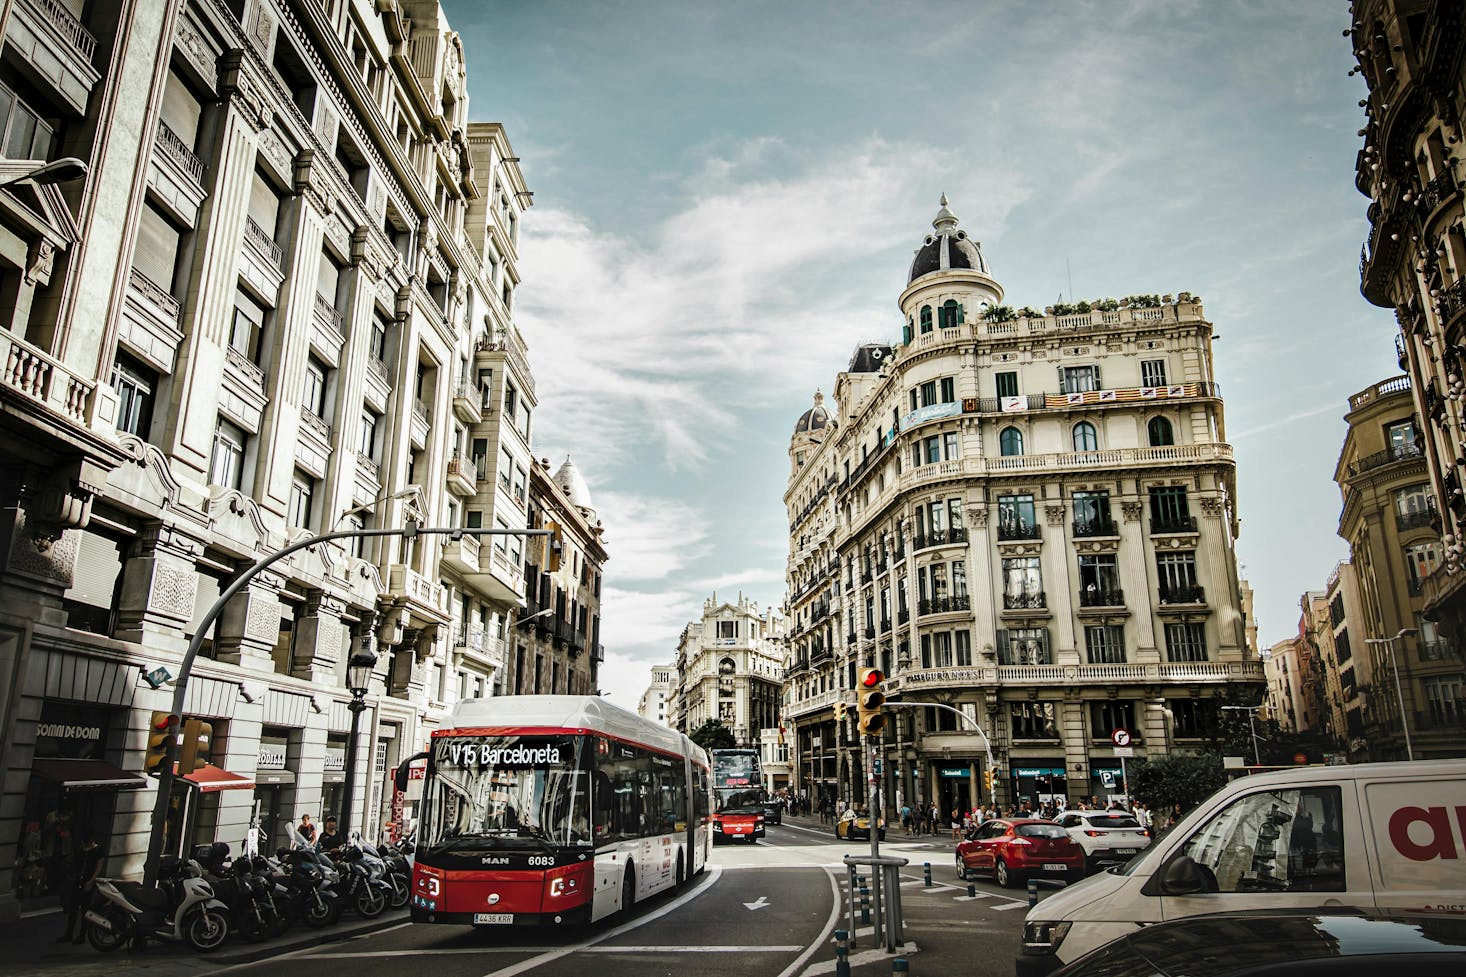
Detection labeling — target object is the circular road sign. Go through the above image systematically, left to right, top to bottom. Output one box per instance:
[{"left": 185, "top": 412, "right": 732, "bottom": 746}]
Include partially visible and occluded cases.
[{"left": 1111, "top": 728, "right": 1132, "bottom": 747}]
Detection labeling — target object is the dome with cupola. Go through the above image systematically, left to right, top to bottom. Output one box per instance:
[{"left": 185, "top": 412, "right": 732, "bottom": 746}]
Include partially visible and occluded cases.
[
  {"left": 908, "top": 194, "right": 991, "bottom": 284},
  {"left": 794, "top": 390, "right": 831, "bottom": 436}
]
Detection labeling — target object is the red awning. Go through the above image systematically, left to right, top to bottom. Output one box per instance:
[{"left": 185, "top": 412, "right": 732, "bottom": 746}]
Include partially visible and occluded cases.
[
  {"left": 32, "top": 758, "right": 147, "bottom": 791},
  {"left": 182, "top": 764, "right": 255, "bottom": 792}
]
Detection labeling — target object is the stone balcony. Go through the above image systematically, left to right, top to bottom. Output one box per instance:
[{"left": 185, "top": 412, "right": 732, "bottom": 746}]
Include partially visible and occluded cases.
[
  {"left": 6, "top": 0, "right": 100, "bottom": 115},
  {"left": 148, "top": 120, "right": 207, "bottom": 226},
  {"left": 239, "top": 215, "right": 285, "bottom": 300},
  {"left": 120, "top": 269, "right": 183, "bottom": 374},
  {"left": 310, "top": 293, "right": 346, "bottom": 361},
  {"left": 0, "top": 328, "right": 93, "bottom": 428},
  {"left": 452, "top": 378, "right": 482, "bottom": 424},
  {"left": 409, "top": 398, "right": 431, "bottom": 448},
  {"left": 294, "top": 408, "right": 332, "bottom": 478},
  {"left": 352, "top": 451, "right": 381, "bottom": 507},
  {"left": 445, "top": 453, "right": 476, "bottom": 496},
  {"left": 442, "top": 532, "right": 481, "bottom": 575},
  {"left": 387, "top": 563, "right": 449, "bottom": 624},
  {"left": 885, "top": 658, "right": 1262, "bottom": 693}
]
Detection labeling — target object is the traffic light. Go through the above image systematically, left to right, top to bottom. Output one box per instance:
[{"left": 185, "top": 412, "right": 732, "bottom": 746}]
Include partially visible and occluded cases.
[
  {"left": 544, "top": 521, "right": 563, "bottom": 573},
  {"left": 856, "top": 667, "right": 886, "bottom": 738},
  {"left": 833, "top": 701, "right": 847, "bottom": 723},
  {"left": 145, "top": 711, "right": 178, "bottom": 775},
  {"left": 178, "top": 718, "right": 213, "bottom": 776},
  {"left": 983, "top": 769, "right": 995, "bottom": 795}
]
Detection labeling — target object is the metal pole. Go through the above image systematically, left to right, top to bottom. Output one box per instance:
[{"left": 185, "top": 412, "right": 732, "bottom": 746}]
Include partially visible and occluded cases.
[
  {"left": 140, "top": 525, "right": 547, "bottom": 888},
  {"left": 1388, "top": 638, "right": 1415, "bottom": 761},
  {"left": 340, "top": 697, "right": 367, "bottom": 838},
  {"left": 1248, "top": 710, "right": 1261, "bottom": 767},
  {"left": 1119, "top": 754, "right": 1128, "bottom": 806}
]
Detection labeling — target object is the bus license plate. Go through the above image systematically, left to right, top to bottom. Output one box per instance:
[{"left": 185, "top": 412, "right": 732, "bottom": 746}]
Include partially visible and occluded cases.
[
  {"left": 1116, "top": 848, "right": 1138, "bottom": 855},
  {"left": 1042, "top": 863, "right": 1067, "bottom": 871},
  {"left": 474, "top": 913, "right": 513, "bottom": 925}
]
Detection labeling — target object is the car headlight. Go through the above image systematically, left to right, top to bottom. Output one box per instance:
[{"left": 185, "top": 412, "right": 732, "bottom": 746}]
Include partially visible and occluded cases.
[{"left": 1022, "top": 920, "right": 1072, "bottom": 955}]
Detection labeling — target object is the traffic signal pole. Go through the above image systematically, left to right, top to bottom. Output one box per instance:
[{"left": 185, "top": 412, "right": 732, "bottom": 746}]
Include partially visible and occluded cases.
[
  {"left": 140, "top": 522, "right": 548, "bottom": 888},
  {"left": 882, "top": 701, "right": 998, "bottom": 805}
]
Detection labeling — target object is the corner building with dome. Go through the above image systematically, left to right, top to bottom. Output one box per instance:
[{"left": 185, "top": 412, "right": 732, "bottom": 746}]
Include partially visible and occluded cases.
[{"left": 781, "top": 199, "right": 1263, "bottom": 815}]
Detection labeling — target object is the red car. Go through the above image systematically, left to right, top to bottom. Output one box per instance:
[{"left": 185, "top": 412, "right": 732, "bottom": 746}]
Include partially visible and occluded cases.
[{"left": 955, "top": 819, "right": 1085, "bottom": 887}]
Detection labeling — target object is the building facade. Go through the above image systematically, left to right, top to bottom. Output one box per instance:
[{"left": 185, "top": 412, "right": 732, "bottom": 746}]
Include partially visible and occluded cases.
[
  {"left": 0, "top": 0, "right": 543, "bottom": 919},
  {"left": 1350, "top": 2, "right": 1466, "bottom": 738},
  {"left": 782, "top": 199, "right": 1262, "bottom": 816},
  {"left": 1334, "top": 374, "right": 1463, "bottom": 758},
  {"left": 508, "top": 456, "right": 605, "bottom": 696},
  {"left": 673, "top": 594, "right": 784, "bottom": 747},
  {"left": 637, "top": 663, "right": 675, "bottom": 726}
]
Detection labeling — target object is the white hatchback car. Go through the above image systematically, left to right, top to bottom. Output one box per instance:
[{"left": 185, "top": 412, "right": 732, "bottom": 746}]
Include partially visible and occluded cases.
[{"left": 1053, "top": 809, "right": 1151, "bottom": 868}]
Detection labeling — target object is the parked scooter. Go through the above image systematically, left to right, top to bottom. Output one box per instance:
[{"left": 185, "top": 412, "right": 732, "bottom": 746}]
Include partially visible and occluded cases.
[
  {"left": 332, "top": 836, "right": 392, "bottom": 918},
  {"left": 375, "top": 839, "right": 412, "bottom": 910},
  {"left": 194, "top": 842, "right": 281, "bottom": 943},
  {"left": 274, "top": 847, "right": 340, "bottom": 928},
  {"left": 83, "top": 854, "right": 230, "bottom": 953}
]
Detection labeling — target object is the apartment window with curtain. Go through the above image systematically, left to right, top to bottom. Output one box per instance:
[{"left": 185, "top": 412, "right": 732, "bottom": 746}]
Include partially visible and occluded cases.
[
  {"left": 230, "top": 291, "right": 267, "bottom": 363},
  {"left": 112, "top": 354, "right": 156, "bottom": 439},
  {"left": 304, "top": 357, "right": 328, "bottom": 419},
  {"left": 1140, "top": 359, "right": 1167, "bottom": 386},
  {"left": 1061, "top": 365, "right": 1100, "bottom": 393},
  {"left": 995, "top": 372, "right": 1018, "bottom": 398},
  {"left": 358, "top": 411, "right": 379, "bottom": 459},
  {"left": 210, "top": 419, "right": 248, "bottom": 489},
  {"left": 288, "top": 469, "right": 315, "bottom": 529},
  {"left": 1073, "top": 491, "right": 1111, "bottom": 535},
  {"left": 997, "top": 494, "right": 1036, "bottom": 537},
  {"left": 1156, "top": 551, "right": 1198, "bottom": 598},
  {"left": 1163, "top": 623, "right": 1208, "bottom": 662},
  {"left": 1084, "top": 625, "right": 1126, "bottom": 664},
  {"left": 998, "top": 627, "right": 1048, "bottom": 665},
  {"left": 1010, "top": 701, "right": 1059, "bottom": 739}
]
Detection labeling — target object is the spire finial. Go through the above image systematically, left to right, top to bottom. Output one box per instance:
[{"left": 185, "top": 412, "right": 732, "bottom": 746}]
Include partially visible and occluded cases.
[
  {"left": 939, "top": 192, "right": 949, "bottom": 207},
  {"left": 933, "top": 194, "right": 958, "bottom": 231},
  {"left": 813, "top": 388, "right": 824, "bottom": 406}
]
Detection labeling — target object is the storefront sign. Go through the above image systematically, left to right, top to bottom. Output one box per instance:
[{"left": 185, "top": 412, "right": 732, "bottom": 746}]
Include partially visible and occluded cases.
[
  {"left": 35, "top": 701, "right": 110, "bottom": 760},
  {"left": 258, "top": 745, "right": 288, "bottom": 770},
  {"left": 324, "top": 747, "right": 345, "bottom": 774},
  {"left": 937, "top": 766, "right": 969, "bottom": 778},
  {"left": 1011, "top": 766, "right": 1066, "bottom": 778}
]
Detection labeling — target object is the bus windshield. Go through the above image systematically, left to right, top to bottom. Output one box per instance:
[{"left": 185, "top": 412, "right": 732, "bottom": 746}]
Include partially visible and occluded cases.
[
  {"left": 421, "top": 735, "right": 591, "bottom": 851},
  {"left": 715, "top": 787, "right": 765, "bottom": 814}
]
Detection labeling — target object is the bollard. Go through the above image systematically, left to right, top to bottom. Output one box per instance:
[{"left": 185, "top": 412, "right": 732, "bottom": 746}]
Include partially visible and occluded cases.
[
  {"left": 923, "top": 861, "right": 932, "bottom": 887},
  {"left": 1027, "top": 877, "right": 1038, "bottom": 908},
  {"left": 967, "top": 880, "right": 976, "bottom": 898},
  {"left": 860, "top": 883, "right": 871, "bottom": 925},
  {"left": 835, "top": 929, "right": 851, "bottom": 977},
  {"left": 893, "top": 957, "right": 909, "bottom": 975}
]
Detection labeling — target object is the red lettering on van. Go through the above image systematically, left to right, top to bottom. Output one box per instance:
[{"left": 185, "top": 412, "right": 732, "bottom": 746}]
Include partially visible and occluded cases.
[{"left": 1389, "top": 806, "right": 1460, "bottom": 861}]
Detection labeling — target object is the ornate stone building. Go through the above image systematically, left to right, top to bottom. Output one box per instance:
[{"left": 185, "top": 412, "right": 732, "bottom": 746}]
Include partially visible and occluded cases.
[
  {"left": 0, "top": 0, "right": 545, "bottom": 917},
  {"left": 1349, "top": 1, "right": 1466, "bottom": 752},
  {"left": 782, "top": 199, "right": 1261, "bottom": 815},
  {"left": 1335, "top": 375, "right": 1463, "bottom": 759},
  {"left": 509, "top": 456, "right": 606, "bottom": 696},
  {"left": 673, "top": 594, "right": 784, "bottom": 747},
  {"left": 637, "top": 663, "right": 676, "bottom": 726}
]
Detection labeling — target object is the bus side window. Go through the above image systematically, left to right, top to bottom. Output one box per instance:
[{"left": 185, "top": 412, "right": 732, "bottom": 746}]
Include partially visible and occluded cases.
[{"left": 593, "top": 771, "right": 614, "bottom": 840}]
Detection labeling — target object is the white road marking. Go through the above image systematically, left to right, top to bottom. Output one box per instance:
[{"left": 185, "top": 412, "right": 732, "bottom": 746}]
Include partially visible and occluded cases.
[
  {"left": 477, "top": 865, "right": 724, "bottom": 977},
  {"left": 772, "top": 867, "right": 843, "bottom": 977},
  {"left": 952, "top": 892, "right": 994, "bottom": 901},
  {"left": 744, "top": 895, "right": 771, "bottom": 910},
  {"left": 992, "top": 901, "right": 1029, "bottom": 911},
  {"left": 211, "top": 921, "right": 414, "bottom": 974},
  {"left": 801, "top": 942, "right": 920, "bottom": 975},
  {"left": 309, "top": 944, "right": 804, "bottom": 959},
  {"left": 590, "top": 945, "right": 803, "bottom": 952}
]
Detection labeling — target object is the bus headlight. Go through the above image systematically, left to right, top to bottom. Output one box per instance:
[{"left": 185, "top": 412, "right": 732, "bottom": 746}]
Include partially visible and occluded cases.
[{"left": 1022, "top": 920, "right": 1071, "bottom": 955}]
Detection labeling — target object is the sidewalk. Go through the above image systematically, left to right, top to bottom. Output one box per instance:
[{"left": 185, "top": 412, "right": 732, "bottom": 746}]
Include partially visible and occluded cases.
[{"left": 3, "top": 902, "right": 407, "bottom": 975}]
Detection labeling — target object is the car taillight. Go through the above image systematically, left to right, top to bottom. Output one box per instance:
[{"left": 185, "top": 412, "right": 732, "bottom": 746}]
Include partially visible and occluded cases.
[
  {"left": 1085, "top": 830, "right": 1103, "bottom": 837},
  {"left": 1009, "top": 837, "right": 1031, "bottom": 846}
]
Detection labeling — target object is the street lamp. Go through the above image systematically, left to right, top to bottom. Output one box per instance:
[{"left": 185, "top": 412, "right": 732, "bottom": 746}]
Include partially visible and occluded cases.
[
  {"left": 0, "top": 156, "right": 87, "bottom": 187},
  {"left": 334, "top": 484, "right": 422, "bottom": 529},
  {"left": 1364, "top": 627, "right": 1418, "bottom": 761},
  {"left": 338, "top": 639, "right": 379, "bottom": 840},
  {"left": 1221, "top": 704, "right": 1263, "bottom": 766}
]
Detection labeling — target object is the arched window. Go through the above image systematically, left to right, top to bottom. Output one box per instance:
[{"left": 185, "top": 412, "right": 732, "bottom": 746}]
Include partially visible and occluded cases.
[
  {"left": 940, "top": 299, "right": 962, "bottom": 329},
  {"left": 919, "top": 305, "right": 933, "bottom": 334},
  {"left": 1147, "top": 416, "right": 1174, "bottom": 447},
  {"left": 1073, "top": 421, "right": 1098, "bottom": 452},
  {"left": 1000, "top": 427, "right": 1024, "bottom": 456}
]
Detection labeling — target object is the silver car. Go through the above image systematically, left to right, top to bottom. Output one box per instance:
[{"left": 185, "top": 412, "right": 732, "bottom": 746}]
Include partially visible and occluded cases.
[{"left": 1053, "top": 810, "right": 1151, "bottom": 868}]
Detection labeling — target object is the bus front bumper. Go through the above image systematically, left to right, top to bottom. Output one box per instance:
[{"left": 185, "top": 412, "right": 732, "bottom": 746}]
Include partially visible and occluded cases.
[{"left": 411, "top": 905, "right": 594, "bottom": 926}]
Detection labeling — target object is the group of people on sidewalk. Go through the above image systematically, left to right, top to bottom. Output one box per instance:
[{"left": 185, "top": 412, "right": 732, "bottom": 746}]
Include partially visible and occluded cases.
[{"left": 809, "top": 795, "right": 1180, "bottom": 840}]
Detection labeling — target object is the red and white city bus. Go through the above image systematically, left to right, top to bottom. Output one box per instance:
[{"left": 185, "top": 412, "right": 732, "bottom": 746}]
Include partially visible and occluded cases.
[{"left": 401, "top": 695, "right": 711, "bottom": 927}]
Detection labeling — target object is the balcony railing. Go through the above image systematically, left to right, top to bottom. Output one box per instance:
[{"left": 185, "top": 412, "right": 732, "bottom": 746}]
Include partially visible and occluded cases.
[
  {"left": 30, "top": 0, "right": 96, "bottom": 59},
  {"left": 155, "top": 120, "right": 205, "bottom": 183},
  {"left": 242, "top": 215, "right": 283, "bottom": 269},
  {"left": 313, "top": 292, "right": 345, "bottom": 333},
  {"left": 1, "top": 329, "right": 92, "bottom": 424},
  {"left": 367, "top": 356, "right": 389, "bottom": 385},
  {"left": 412, "top": 398, "right": 431, "bottom": 428},
  {"left": 1350, "top": 443, "right": 1423, "bottom": 477},
  {"left": 1397, "top": 506, "right": 1437, "bottom": 532},
  {"left": 1150, "top": 515, "right": 1198, "bottom": 534},
  {"left": 1073, "top": 518, "right": 1117, "bottom": 538},
  {"left": 996, "top": 523, "right": 1040, "bottom": 541},
  {"left": 1159, "top": 585, "right": 1206, "bottom": 605},
  {"left": 1079, "top": 587, "right": 1125, "bottom": 608},
  {"left": 1002, "top": 590, "right": 1047, "bottom": 610},
  {"left": 918, "top": 596, "right": 968, "bottom": 615},
  {"left": 897, "top": 608, "right": 910, "bottom": 624},
  {"left": 878, "top": 617, "right": 891, "bottom": 633},
  {"left": 863, "top": 627, "right": 875, "bottom": 640},
  {"left": 1418, "top": 639, "right": 1456, "bottom": 662}
]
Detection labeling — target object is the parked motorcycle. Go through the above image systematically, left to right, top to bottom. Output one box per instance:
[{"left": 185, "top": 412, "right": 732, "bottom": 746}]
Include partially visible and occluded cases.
[
  {"left": 332, "top": 838, "right": 392, "bottom": 918},
  {"left": 375, "top": 840, "right": 412, "bottom": 910},
  {"left": 195, "top": 842, "right": 281, "bottom": 943},
  {"left": 274, "top": 847, "right": 340, "bottom": 928},
  {"left": 83, "top": 854, "right": 229, "bottom": 953}
]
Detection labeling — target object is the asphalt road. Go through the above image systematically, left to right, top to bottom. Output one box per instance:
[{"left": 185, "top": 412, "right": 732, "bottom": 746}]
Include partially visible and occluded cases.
[{"left": 18, "top": 821, "right": 1060, "bottom": 977}]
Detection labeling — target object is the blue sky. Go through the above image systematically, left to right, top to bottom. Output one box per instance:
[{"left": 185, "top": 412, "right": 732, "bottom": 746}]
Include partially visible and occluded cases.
[{"left": 446, "top": 1, "right": 1395, "bottom": 707}]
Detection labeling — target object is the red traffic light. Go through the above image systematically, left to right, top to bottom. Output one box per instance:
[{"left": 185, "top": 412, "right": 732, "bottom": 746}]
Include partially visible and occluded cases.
[
  {"left": 861, "top": 668, "right": 885, "bottom": 688},
  {"left": 151, "top": 711, "right": 176, "bottom": 730}
]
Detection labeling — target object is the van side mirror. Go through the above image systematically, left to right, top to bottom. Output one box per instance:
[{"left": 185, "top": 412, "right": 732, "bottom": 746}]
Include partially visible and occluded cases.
[
  {"left": 394, "top": 751, "right": 429, "bottom": 793},
  {"left": 1159, "top": 855, "right": 1208, "bottom": 895}
]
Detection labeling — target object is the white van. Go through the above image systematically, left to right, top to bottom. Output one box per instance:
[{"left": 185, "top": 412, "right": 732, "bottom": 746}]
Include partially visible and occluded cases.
[{"left": 1017, "top": 759, "right": 1466, "bottom": 976}]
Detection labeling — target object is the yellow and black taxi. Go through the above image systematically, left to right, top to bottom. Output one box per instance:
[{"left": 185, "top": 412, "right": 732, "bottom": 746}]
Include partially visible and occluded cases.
[{"left": 835, "top": 809, "right": 886, "bottom": 841}]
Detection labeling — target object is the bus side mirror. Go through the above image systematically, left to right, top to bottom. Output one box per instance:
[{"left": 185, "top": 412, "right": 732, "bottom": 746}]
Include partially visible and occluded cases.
[{"left": 394, "top": 751, "right": 429, "bottom": 793}]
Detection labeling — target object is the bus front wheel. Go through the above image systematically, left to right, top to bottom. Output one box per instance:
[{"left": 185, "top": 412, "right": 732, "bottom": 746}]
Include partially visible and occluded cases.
[{"left": 621, "top": 865, "right": 636, "bottom": 916}]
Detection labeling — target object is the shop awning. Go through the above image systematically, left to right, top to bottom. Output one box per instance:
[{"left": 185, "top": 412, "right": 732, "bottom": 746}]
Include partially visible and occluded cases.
[
  {"left": 32, "top": 758, "right": 147, "bottom": 791},
  {"left": 182, "top": 764, "right": 255, "bottom": 792}
]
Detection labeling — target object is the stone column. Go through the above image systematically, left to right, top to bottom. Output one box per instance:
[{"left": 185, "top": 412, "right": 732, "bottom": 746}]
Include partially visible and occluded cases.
[
  {"left": 114, "top": 522, "right": 204, "bottom": 654},
  {"left": 215, "top": 574, "right": 283, "bottom": 668},
  {"left": 292, "top": 592, "right": 347, "bottom": 683}
]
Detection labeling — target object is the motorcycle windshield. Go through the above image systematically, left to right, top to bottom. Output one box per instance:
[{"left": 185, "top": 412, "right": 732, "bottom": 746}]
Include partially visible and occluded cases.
[{"left": 420, "top": 735, "right": 591, "bottom": 853}]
